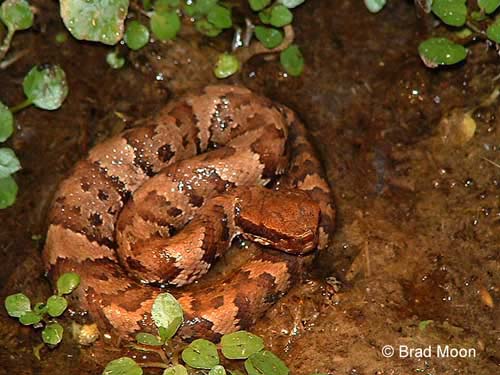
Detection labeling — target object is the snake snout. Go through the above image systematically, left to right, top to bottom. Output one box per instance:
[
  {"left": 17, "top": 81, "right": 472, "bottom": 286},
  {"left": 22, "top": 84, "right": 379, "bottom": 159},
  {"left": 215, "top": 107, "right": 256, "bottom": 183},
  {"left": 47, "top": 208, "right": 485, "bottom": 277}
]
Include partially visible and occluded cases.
[{"left": 235, "top": 188, "right": 320, "bottom": 254}]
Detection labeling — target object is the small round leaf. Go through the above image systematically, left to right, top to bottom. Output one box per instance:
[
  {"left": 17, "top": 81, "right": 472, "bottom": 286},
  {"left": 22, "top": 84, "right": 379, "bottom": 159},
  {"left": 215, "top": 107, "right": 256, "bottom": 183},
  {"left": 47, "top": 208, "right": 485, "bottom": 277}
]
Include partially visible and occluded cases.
[
  {"left": 0, "top": 0, "right": 34, "bottom": 31},
  {"left": 60, "top": 0, "right": 129, "bottom": 45},
  {"left": 249, "top": 0, "right": 271, "bottom": 11},
  {"left": 364, "top": 0, "right": 386, "bottom": 13},
  {"left": 431, "top": 0, "right": 467, "bottom": 27},
  {"left": 478, "top": 0, "right": 500, "bottom": 14},
  {"left": 207, "top": 5, "right": 232, "bottom": 29},
  {"left": 270, "top": 5, "right": 293, "bottom": 27},
  {"left": 259, "top": 8, "right": 272, "bottom": 24},
  {"left": 150, "top": 10, "right": 181, "bottom": 40},
  {"left": 195, "top": 19, "right": 221, "bottom": 37},
  {"left": 124, "top": 20, "right": 150, "bottom": 50},
  {"left": 487, "top": 20, "right": 500, "bottom": 43},
  {"left": 255, "top": 26, "right": 283, "bottom": 49},
  {"left": 418, "top": 37, "right": 467, "bottom": 68},
  {"left": 280, "top": 44, "right": 304, "bottom": 76},
  {"left": 106, "top": 51, "right": 125, "bottom": 69},
  {"left": 214, "top": 53, "right": 240, "bottom": 79},
  {"left": 23, "top": 65, "right": 69, "bottom": 111},
  {"left": 0, "top": 102, "right": 14, "bottom": 142},
  {"left": 0, "top": 148, "right": 21, "bottom": 179},
  {"left": 0, "top": 175, "right": 18, "bottom": 209},
  {"left": 57, "top": 272, "right": 81, "bottom": 295},
  {"left": 4, "top": 293, "right": 30, "bottom": 317},
  {"left": 151, "top": 293, "right": 183, "bottom": 335},
  {"left": 46, "top": 295, "right": 68, "bottom": 317},
  {"left": 33, "top": 302, "right": 48, "bottom": 315},
  {"left": 19, "top": 310, "right": 41, "bottom": 325},
  {"left": 42, "top": 323, "right": 64, "bottom": 345},
  {"left": 221, "top": 331, "right": 265, "bottom": 359},
  {"left": 135, "top": 332, "right": 163, "bottom": 346},
  {"left": 181, "top": 339, "right": 219, "bottom": 369},
  {"left": 244, "top": 350, "right": 289, "bottom": 375},
  {"left": 103, "top": 357, "right": 143, "bottom": 375},
  {"left": 163, "top": 365, "right": 188, "bottom": 375},
  {"left": 209, "top": 365, "right": 226, "bottom": 375}
]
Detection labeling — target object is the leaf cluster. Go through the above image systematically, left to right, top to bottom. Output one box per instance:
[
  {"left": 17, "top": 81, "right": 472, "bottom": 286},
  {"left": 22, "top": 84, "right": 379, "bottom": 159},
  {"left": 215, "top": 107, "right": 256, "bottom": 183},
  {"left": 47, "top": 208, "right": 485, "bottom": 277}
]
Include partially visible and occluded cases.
[
  {"left": 365, "top": 0, "right": 500, "bottom": 68},
  {"left": 0, "top": 64, "right": 68, "bottom": 209},
  {"left": 4, "top": 272, "right": 80, "bottom": 348},
  {"left": 103, "top": 293, "right": 324, "bottom": 375}
]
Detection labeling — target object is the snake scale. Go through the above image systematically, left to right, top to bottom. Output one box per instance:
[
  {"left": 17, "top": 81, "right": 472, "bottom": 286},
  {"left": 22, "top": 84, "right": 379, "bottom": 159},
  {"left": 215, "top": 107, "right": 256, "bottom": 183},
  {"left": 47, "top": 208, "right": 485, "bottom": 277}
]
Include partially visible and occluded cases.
[{"left": 42, "top": 86, "right": 335, "bottom": 341}]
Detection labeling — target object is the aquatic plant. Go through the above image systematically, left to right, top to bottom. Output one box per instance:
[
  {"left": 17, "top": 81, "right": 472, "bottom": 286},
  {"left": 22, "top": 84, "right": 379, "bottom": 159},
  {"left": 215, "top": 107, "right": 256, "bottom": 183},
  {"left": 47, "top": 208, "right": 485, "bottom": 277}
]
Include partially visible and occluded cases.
[
  {"left": 55, "top": 0, "right": 306, "bottom": 78},
  {"left": 366, "top": 0, "right": 500, "bottom": 68},
  {"left": 0, "top": 64, "right": 68, "bottom": 209},
  {"left": 4, "top": 272, "right": 80, "bottom": 357},
  {"left": 102, "top": 292, "right": 323, "bottom": 375}
]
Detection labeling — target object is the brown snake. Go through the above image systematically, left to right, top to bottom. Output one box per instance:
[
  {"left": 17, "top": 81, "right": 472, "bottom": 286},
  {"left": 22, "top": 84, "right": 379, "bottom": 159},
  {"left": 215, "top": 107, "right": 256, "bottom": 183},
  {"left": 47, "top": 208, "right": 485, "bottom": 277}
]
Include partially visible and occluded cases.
[{"left": 42, "top": 86, "right": 335, "bottom": 341}]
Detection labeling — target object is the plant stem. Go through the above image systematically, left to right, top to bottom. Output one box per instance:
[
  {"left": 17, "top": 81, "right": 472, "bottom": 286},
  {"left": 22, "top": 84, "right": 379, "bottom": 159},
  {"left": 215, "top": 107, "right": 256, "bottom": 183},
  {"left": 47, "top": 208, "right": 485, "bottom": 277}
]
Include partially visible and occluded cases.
[
  {"left": 466, "top": 20, "right": 483, "bottom": 35},
  {"left": 0, "top": 28, "right": 15, "bottom": 62},
  {"left": 9, "top": 98, "right": 32, "bottom": 114},
  {"left": 137, "top": 361, "right": 169, "bottom": 369}
]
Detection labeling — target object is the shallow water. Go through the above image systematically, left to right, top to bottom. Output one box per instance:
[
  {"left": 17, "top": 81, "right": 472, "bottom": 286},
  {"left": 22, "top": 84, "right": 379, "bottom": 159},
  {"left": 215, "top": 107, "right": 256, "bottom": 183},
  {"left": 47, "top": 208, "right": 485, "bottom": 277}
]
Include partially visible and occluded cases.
[{"left": 0, "top": 1, "right": 498, "bottom": 374}]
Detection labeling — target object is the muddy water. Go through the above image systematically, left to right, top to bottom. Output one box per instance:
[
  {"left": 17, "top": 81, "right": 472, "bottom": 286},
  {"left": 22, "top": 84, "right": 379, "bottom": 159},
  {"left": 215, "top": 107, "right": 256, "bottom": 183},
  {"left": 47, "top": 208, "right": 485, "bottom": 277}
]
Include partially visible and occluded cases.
[{"left": 0, "top": 0, "right": 498, "bottom": 374}]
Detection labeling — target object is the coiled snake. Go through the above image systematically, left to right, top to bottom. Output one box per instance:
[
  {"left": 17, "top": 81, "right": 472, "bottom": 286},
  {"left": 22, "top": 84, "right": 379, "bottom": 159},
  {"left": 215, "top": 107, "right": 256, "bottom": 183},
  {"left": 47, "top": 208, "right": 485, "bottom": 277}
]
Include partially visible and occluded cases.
[{"left": 43, "top": 86, "right": 335, "bottom": 341}]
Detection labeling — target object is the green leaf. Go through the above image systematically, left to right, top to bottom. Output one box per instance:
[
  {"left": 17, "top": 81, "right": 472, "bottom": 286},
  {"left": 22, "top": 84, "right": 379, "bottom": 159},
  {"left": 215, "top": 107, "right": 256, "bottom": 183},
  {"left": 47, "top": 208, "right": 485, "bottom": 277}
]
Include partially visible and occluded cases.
[
  {"left": 0, "top": 0, "right": 34, "bottom": 31},
  {"left": 60, "top": 0, "right": 129, "bottom": 45},
  {"left": 143, "top": 0, "right": 153, "bottom": 10},
  {"left": 155, "top": 0, "right": 180, "bottom": 13},
  {"left": 184, "top": 0, "right": 217, "bottom": 18},
  {"left": 249, "top": 0, "right": 271, "bottom": 11},
  {"left": 278, "top": 0, "right": 305, "bottom": 8},
  {"left": 364, "top": 0, "right": 386, "bottom": 13},
  {"left": 431, "top": 0, "right": 467, "bottom": 27},
  {"left": 478, "top": 0, "right": 500, "bottom": 14},
  {"left": 207, "top": 5, "right": 232, "bottom": 29},
  {"left": 270, "top": 5, "right": 293, "bottom": 27},
  {"left": 259, "top": 8, "right": 272, "bottom": 24},
  {"left": 150, "top": 10, "right": 181, "bottom": 40},
  {"left": 470, "top": 10, "right": 488, "bottom": 21},
  {"left": 195, "top": 19, "right": 221, "bottom": 37},
  {"left": 487, "top": 19, "right": 500, "bottom": 43},
  {"left": 124, "top": 20, "right": 150, "bottom": 50},
  {"left": 255, "top": 26, "right": 283, "bottom": 49},
  {"left": 418, "top": 37, "right": 467, "bottom": 67},
  {"left": 280, "top": 44, "right": 304, "bottom": 76},
  {"left": 106, "top": 51, "right": 125, "bottom": 69},
  {"left": 214, "top": 53, "right": 240, "bottom": 79},
  {"left": 23, "top": 64, "right": 69, "bottom": 111},
  {"left": 0, "top": 102, "right": 14, "bottom": 142},
  {"left": 0, "top": 148, "right": 21, "bottom": 179},
  {"left": 0, "top": 175, "right": 18, "bottom": 209},
  {"left": 56, "top": 272, "right": 81, "bottom": 295},
  {"left": 4, "top": 293, "right": 30, "bottom": 318},
  {"left": 151, "top": 293, "right": 183, "bottom": 337},
  {"left": 46, "top": 295, "right": 68, "bottom": 317},
  {"left": 33, "top": 302, "right": 48, "bottom": 315},
  {"left": 19, "top": 310, "right": 41, "bottom": 325},
  {"left": 418, "top": 320, "right": 434, "bottom": 331},
  {"left": 42, "top": 323, "right": 64, "bottom": 345},
  {"left": 221, "top": 331, "right": 265, "bottom": 359},
  {"left": 135, "top": 332, "right": 163, "bottom": 346},
  {"left": 181, "top": 339, "right": 219, "bottom": 369},
  {"left": 244, "top": 350, "right": 289, "bottom": 375},
  {"left": 103, "top": 357, "right": 143, "bottom": 375},
  {"left": 163, "top": 365, "right": 188, "bottom": 375},
  {"left": 209, "top": 365, "right": 226, "bottom": 375}
]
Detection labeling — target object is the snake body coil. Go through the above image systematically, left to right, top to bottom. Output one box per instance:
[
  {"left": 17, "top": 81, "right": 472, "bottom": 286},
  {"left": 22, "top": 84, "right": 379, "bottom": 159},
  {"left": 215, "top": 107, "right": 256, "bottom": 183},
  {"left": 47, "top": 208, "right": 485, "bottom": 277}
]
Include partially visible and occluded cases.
[{"left": 43, "top": 86, "right": 335, "bottom": 341}]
